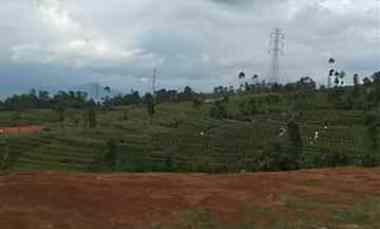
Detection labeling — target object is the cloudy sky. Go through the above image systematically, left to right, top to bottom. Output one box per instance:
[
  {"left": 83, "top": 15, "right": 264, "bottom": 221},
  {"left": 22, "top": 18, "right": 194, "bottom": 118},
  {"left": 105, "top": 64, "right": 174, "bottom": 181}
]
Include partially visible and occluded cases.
[{"left": 0, "top": 0, "right": 379, "bottom": 96}]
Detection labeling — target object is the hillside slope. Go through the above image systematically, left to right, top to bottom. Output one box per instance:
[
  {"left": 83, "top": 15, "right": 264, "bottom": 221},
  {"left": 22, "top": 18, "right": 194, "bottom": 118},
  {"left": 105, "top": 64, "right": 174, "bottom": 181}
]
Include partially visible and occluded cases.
[{"left": 1, "top": 100, "right": 377, "bottom": 173}]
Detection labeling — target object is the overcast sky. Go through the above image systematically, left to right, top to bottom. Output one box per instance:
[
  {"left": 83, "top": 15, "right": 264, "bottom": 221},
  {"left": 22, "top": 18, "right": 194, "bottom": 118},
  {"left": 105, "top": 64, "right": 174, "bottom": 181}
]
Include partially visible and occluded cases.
[{"left": 0, "top": 0, "right": 379, "bottom": 96}]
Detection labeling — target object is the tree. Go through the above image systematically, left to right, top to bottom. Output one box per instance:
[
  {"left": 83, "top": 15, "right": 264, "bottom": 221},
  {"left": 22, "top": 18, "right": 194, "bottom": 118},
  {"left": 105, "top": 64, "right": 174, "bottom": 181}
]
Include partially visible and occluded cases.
[
  {"left": 327, "top": 57, "right": 337, "bottom": 89},
  {"left": 328, "top": 58, "right": 335, "bottom": 65},
  {"left": 328, "top": 69, "right": 335, "bottom": 87},
  {"left": 329, "top": 69, "right": 335, "bottom": 77},
  {"left": 238, "top": 71, "right": 246, "bottom": 80},
  {"left": 334, "top": 71, "right": 340, "bottom": 87},
  {"left": 339, "top": 71, "right": 346, "bottom": 86},
  {"left": 372, "top": 71, "right": 380, "bottom": 82},
  {"left": 353, "top": 73, "right": 360, "bottom": 96},
  {"left": 353, "top": 73, "right": 359, "bottom": 85},
  {"left": 252, "top": 74, "right": 259, "bottom": 81},
  {"left": 296, "top": 77, "right": 316, "bottom": 91},
  {"left": 363, "top": 77, "right": 372, "bottom": 87},
  {"left": 104, "top": 86, "right": 111, "bottom": 93},
  {"left": 182, "top": 86, "right": 194, "bottom": 101},
  {"left": 145, "top": 93, "right": 155, "bottom": 121},
  {"left": 192, "top": 98, "right": 203, "bottom": 110},
  {"left": 239, "top": 98, "right": 258, "bottom": 116},
  {"left": 209, "top": 101, "right": 228, "bottom": 119},
  {"left": 55, "top": 106, "right": 65, "bottom": 127},
  {"left": 88, "top": 108, "right": 97, "bottom": 128},
  {"left": 122, "top": 109, "right": 128, "bottom": 121},
  {"left": 366, "top": 112, "right": 379, "bottom": 151},
  {"left": 287, "top": 120, "right": 303, "bottom": 168},
  {"left": 288, "top": 120, "right": 302, "bottom": 147},
  {"left": 0, "top": 137, "right": 10, "bottom": 170},
  {"left": 104, "top": 139, "right": 117, "bottom": 170}
]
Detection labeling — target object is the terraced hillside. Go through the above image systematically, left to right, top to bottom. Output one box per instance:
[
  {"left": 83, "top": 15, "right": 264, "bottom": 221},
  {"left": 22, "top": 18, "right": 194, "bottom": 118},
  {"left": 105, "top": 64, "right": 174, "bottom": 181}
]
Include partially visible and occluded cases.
[
  {"left": 0, "top": 97, "right": 377, "bottom": 173},
  {"left": 0, "top": 134, "right": 102, "bottom": 171}
]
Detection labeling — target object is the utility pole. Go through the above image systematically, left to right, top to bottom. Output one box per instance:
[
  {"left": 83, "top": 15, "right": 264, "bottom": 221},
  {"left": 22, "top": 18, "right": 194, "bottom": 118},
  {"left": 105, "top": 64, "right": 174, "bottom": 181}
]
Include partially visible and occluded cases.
[
  {"left": 268, "top": 28, "right": 285, "bottom": 84},
  {"left": 152, "top": 68, "right": 157, "bottom": 96},
  {"left": 95, "top": 83, "right": 99, "bottom": 101}
]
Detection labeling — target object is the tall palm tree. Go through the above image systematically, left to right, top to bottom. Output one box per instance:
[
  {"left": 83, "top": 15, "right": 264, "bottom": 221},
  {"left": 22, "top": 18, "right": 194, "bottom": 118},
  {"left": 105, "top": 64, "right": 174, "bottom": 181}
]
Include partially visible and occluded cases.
[
  {"left": 329, "top": 69, "right": 335, "bottom": 76},
  {"left": 238, "top": 71, "right": 246, "bottom": 80},
  {"left": 334, "top": 71, "right": 340, "bottom": 87},
  {"left": 339, "top": 71, "right": 346, "bottom": 86},
  {"left": 104, "top": 86, "right": 111, "bottom": 94}
]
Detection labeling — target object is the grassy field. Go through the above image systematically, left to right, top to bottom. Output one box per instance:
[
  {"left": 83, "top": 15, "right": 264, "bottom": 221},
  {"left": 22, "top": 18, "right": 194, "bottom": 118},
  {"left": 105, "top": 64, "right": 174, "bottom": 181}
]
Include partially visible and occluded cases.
[{"left": 0, "top": 92, "right": 377, "bottom": 173}]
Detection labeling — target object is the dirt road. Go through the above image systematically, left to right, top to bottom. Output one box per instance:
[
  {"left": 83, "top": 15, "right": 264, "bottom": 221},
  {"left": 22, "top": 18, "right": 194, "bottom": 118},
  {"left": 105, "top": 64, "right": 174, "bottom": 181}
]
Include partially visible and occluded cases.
[
  {"left": 0, "top": 126, "right": 45, "bottom": 135},
  {"left": 1, "top": 168, "right": 380, "bottom": 228}
]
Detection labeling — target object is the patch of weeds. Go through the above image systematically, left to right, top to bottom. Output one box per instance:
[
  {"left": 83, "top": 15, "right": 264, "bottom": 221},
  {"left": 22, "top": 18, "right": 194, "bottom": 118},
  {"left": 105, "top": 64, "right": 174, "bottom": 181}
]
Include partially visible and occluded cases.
[
  {"left": 158, "top": 198, "right": 380, "bottom": 229},
  {"left": 333, "top": 198, "right": 380, "bottom": 227},
  {"left": 238, "top": 202, "right": 307, "bottom": 229},
  {"left": 181, "top": 209, "right": 219, "bottom": 229}
]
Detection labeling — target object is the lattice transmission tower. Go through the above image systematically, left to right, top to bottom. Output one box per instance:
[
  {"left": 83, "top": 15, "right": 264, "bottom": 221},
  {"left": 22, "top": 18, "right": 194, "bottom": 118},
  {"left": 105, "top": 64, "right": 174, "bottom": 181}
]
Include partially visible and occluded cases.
[{"left": 268, "top": 28, "right": 285, "bottom": 84}]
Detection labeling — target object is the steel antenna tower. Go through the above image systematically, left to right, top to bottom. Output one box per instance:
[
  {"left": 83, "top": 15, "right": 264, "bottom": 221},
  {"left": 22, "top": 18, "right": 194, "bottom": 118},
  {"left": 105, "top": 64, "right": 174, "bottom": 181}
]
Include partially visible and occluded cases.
[{"left": 268, "top": 28, "right": 285, "bottom": 84}]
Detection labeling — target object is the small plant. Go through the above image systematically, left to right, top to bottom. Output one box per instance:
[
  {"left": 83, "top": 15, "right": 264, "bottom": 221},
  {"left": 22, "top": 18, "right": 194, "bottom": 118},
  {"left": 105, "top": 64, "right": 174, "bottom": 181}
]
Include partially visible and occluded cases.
[
  {"left": 145, "top": 93, "right": 155, "bottom": 122},
  {"left": 192, "top": 98, "right": 203, "bottom": 109},
  {"left": 239, "top": 98, "right": 258, "bottom": 116},
  {"left": 209, "top": 101, "right": 228, "bottom": 119},
  {"left": 88, "top": 108, "right": 97, "bottom": 128},
  {"left": 122, "top": 110, "right": 128, "bottom": 121},
  {"left": 0, "top": 137, "right": 10, "bottom": 170},
  {"left": 104, "top": 139, "right": 117, "bottom": 170}
]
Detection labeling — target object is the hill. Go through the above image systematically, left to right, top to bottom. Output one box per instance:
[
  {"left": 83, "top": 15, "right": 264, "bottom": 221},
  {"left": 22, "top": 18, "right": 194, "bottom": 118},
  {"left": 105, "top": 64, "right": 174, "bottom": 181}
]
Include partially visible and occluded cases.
[{"left": 0, "top": 91, "right": 378, "bottom": 173}]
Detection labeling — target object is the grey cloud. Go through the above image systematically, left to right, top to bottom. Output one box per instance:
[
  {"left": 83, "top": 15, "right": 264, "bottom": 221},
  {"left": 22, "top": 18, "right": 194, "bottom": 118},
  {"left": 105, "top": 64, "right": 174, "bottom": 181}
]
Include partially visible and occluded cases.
[{"left": 0, "top": 0, "right": 379, "bottom": 95}]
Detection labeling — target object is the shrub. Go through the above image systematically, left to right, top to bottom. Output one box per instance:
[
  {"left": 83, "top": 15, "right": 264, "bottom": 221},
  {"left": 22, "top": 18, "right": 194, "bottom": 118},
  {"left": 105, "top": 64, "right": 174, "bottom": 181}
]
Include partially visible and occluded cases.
[
  {"left": 238, "top": 98, "right": 258, "bottom": 116},
  {"left": 209, "top": 101, "right": 228, "bottom": 119}
]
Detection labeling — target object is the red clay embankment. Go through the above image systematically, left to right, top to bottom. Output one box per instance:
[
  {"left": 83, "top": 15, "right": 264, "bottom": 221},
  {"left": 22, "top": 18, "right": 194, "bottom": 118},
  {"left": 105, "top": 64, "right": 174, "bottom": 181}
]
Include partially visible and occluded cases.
[
  {"left": 0, "top": 125, "right": 45, "bottom": 135},
  {"left": 1, "top": 168, "right": 380, "bottom": 228}
]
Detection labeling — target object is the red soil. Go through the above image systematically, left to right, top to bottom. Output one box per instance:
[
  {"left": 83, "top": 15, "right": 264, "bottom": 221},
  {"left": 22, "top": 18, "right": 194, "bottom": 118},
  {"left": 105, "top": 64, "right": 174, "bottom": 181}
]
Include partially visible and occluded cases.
[
  {"left": 0, "top": 126, "right": 45, "bottom": 135},
  {"left": 1, "top": 168, "right": 380, "bottom": 228}
]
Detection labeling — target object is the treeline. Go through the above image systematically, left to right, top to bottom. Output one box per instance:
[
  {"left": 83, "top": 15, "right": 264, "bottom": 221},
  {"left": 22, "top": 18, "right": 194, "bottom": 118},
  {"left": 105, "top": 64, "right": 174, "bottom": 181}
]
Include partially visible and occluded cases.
[
  {"left": 1, "top": 68, "right": 380, "bottom": 116},
  {"left": 326, "top": 71, "right": 380, "bottom": 110},
  {"left": 0, "top": 86, "right": 200, "bottom": 111},
  {"left": 104, "top": 86, "right": 198, "bottom": 107},
  {"left": 0, "top": 90, "right": 93, "bottom": 111}
]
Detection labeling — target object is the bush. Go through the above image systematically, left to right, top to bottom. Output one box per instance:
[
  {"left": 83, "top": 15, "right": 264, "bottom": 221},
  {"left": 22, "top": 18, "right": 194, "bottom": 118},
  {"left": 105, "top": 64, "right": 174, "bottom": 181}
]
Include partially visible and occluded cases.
[
  {"left": 192, "top": 98, "right": 203, "bottom": 109},
  {"left": 238, "top": 98, "right": 258, "bottom": 116},
  {"left": 209, "top": 101, "right": 228, "bottom": 119},
  {"left": 104, "top": 139, "right": 117, "bottom": 170},
  {"left": 258, "top": 142, "right": 300, "bottom": 171}
]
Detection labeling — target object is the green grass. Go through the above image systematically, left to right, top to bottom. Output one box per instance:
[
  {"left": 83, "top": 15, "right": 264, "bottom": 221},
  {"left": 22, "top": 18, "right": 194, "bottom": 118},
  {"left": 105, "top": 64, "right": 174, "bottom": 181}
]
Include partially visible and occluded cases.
[
  {"left": 0, "top": 93, "right": 378, "bottom": 173},
  {"left": 148, "top": 197, "right": 380, "bottom": 229}
]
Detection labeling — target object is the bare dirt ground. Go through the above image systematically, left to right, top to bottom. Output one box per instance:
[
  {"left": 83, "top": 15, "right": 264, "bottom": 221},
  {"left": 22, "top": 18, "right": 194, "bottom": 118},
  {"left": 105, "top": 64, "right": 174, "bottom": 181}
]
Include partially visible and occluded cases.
[
  {"left": 0, "top": 126, "right": 45, "bottom": 135},
  {"left": 1, "top": 168, "right": 380, "bottom": 228}
]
